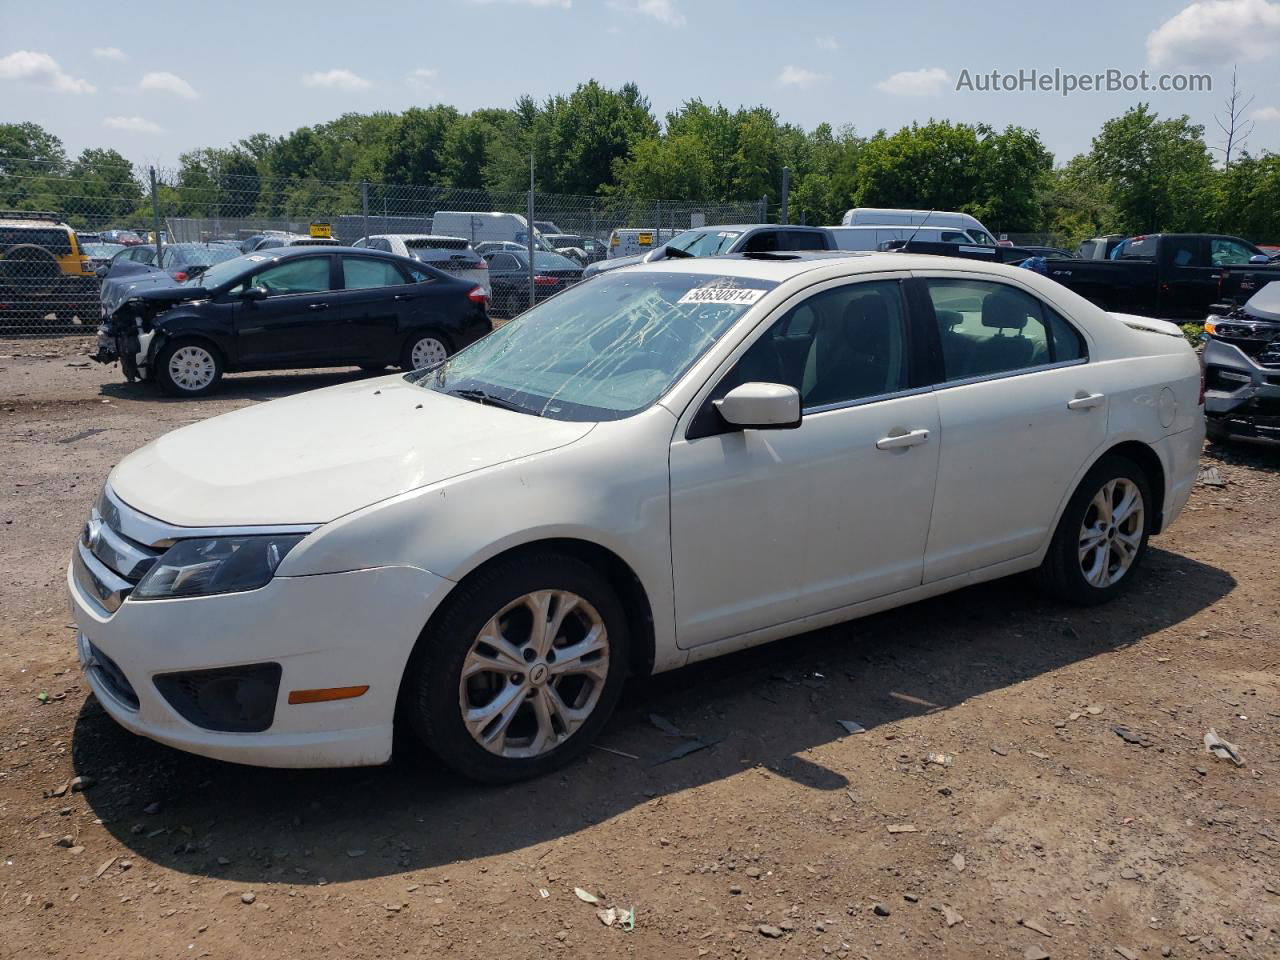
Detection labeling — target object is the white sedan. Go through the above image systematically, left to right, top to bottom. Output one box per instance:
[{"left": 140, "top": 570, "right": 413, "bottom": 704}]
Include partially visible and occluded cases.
[{"left": 68, "top": 253, "right": 1204, "bottom": 781}]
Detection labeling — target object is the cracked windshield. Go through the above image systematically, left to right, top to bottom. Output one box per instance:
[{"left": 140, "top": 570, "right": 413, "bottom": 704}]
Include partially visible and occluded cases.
[{"left": 408, "top": 271, "right": 776, "bottom": 420}]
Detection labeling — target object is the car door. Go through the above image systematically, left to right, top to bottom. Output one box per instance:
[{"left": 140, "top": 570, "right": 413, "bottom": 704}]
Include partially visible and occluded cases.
[
  {"left": 1157, "top": 236, "right": 1210, "bottom": 318},
  {"left": 233, "top": 255, "right": 343, "bottom": 366},
  {"left": 336, "top": 255, "right": 417, "bottom": 360},
  {"left": 914, "top": 273, "right": 1106, "bottom": 583},
  {"left": 669, "top": 275, "right": 941, "bottom": 649}
]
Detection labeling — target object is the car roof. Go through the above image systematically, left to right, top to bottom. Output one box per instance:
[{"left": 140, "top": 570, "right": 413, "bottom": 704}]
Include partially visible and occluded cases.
[{"left": 616, "top": 250, "right": 1056, "bottom": 282}]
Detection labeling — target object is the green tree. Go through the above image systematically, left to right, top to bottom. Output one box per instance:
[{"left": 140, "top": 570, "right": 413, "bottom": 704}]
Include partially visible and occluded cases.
[
  {"left": 533, "top": 81, "right": 658, "bottom": 194},
  {"left": 1086, "top": 104, "right": 1214, "bottom": 234},
  {"left": 0, "top": 121, "right": 68, "bottom": 209},
  {"left": 610, "top": 133, "right": 714, "bottom": 199},
  {"left": 64, "top": 148, "right": 143, "bottom": 226}
]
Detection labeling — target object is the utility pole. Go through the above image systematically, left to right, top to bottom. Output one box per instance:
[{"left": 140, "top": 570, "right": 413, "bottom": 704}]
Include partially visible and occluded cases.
[
  {"left": 527, "top": 151, "right": 536, "bottom": 313},
  {"left": 149, "top": 166, "right": 163, "bottom": 262},
  {"left": 361, "top": 181, "right": 370, "bottom": 244}
]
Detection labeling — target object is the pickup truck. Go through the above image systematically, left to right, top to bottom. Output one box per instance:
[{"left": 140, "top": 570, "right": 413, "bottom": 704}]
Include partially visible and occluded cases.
[{"left": 1042, "top": 233, "right": 1280, "bottom": 319}]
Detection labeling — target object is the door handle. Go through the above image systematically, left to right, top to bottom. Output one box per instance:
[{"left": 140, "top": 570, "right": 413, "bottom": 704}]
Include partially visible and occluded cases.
[
  {"left": 393, "top": 293, "right": 416, "bottom": 301},
  {"left": 307, "top": 302, "right": 330, "bottom": 311},
  {"left": 1067, "top": 392, "right": 1106, "bottom": 411},
  {"left": 875, "top": 428, "right": 930, "bottom": 450}
]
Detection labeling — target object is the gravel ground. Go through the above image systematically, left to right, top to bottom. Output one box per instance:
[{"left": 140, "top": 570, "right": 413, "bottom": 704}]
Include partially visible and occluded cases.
[{"left": 2, "top": 337, "right": 1279, "bottom": 960}]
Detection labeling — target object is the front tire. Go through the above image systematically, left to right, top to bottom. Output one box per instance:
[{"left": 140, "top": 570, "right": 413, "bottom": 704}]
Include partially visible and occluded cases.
[
  {"left": 155, "top": 340, "right": 223, "bottom": 397},
  {"left": 1036, "top": 454, "right": 1153, "bottom": 605},
  {"left": 402, "top": 552, "right": 630, "bottom": 783}
]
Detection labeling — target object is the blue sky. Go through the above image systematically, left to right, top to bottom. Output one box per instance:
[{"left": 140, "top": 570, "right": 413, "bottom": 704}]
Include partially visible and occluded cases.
[{"left": 3, "top": 0, "right": 1279, "bottom": 169}]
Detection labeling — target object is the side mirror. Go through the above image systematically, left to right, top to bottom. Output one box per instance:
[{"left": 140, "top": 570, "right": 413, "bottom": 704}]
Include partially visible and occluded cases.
[
  {"left": 1249, "top": 254, "right": 1270, "bottom": 264},
  {"left": 241, "top": 285, "right": 269, "bottom": 301},
  {"left": 714, "top": 382, "right": 801, "bottom": 430}
]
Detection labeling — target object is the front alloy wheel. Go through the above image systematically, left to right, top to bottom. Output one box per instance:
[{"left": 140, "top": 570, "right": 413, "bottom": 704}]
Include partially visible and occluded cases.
[
  {"left": 402, "top": 552, "right": 630, "bottom": 782},
  {"left": 459, "top": 590, "right": 609, "bottom": 758}
]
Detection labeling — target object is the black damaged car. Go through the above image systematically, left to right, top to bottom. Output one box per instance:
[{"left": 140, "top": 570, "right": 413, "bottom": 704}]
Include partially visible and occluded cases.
[{"left": 92, "top": 246, "right": 492, "bottom": 396}]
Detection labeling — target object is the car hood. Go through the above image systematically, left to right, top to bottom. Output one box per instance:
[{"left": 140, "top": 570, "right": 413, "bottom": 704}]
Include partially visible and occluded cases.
[
  {"left": 100, "top": 266, "right": 185, "bottom": 316},
  {"left": 108, "top": 375, "right": 594, "bottom": 527}
]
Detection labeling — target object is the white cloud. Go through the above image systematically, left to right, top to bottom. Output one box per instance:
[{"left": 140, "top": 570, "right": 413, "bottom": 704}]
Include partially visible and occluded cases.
[
  {"left": 608, "top": 0, "right": 684, "bottom": 26},
  {"left": 1147, "top": 0, "right": 1280, "bottom": 66},
  {"left": 815, "top": 36, "right": 839, "bottom": 52},
  {"left": 92, "top": 46, "right": 127, "bottom": 61},
  {"left": 0, "top": 50, "right": 95, "bottom": 94},
  {"left": 777, "top": 65, "right": 826, "bottom": 89},
  {"left": 406, "top": 67, "right": 437, "bottom": 91},
  {"left": 876, "top": 67, "right": 952, "bottom": 96},
  {"left": 301, "top": 68, "right": 371, "bottom": 91},
  {"left": 139, "top": 71, "right": 198, "bottom": 98},
  {"left": 1252, "top": 105, "right": 1280, "bottom": 120},
  {"left": 103, "top": 116, "right": 163, "bottom": 134}
]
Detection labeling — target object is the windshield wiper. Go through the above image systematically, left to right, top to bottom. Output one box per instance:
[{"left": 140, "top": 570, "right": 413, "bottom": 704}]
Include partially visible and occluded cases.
[{"left": 448, "top": 388, "right": 536, "bottom": 415}]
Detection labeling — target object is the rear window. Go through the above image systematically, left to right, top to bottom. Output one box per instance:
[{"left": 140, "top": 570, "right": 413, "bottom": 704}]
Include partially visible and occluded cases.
[
  {"left": 0, "top": 226, "right": 73, "bottom": 255},
  {"left": 406, "top": 237, "right": 470, "bottom": 251},
  {"left": 1117, "top": 237, "right": 1158, "bottom": 260},
  {"left": 412, "top": 247, "right": 482, "bottom": 268}
]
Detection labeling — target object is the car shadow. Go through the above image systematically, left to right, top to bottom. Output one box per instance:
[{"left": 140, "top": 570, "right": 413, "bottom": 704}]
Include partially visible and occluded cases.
[
  {"left": 98, "top": 367, "right": 387, "bottom": 403},
  {"left": 1204, "top": 435, "right": 1280, "bottom": 472},
  {"left": 72, "top": 546, "right": 1234, "bottom": 884}
]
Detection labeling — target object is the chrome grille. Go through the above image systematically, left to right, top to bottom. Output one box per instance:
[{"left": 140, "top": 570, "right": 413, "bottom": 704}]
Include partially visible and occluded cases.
[{"left": 73, "top": 487, "right": 161, "bottom": 613}]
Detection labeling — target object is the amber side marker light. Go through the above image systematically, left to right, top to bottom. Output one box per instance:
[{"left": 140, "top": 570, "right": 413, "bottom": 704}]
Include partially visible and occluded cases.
[{"left": 288, "top": 685, "right": 369, "bottom": 705}]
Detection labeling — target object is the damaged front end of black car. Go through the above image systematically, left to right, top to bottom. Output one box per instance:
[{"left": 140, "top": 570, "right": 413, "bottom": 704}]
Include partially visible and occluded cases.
[
  {"left": 1202, "top": 282, "right": 1280, "bottom": 445},
  {"left": 91, "top": 286, "right": 208, "bottom": 382}
]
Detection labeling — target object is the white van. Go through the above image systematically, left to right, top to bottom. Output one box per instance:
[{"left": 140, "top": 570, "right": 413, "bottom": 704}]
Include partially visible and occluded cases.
[
  {"left": 839, "top": 208, "right": 997, "bottom": 246},
  {"left": 430, "top": 212, "right": 555, "bottom": 251},
  {"left": 829, "top": 225, "right": 979, "bottom": 251},
  {"left": 607, "top": 227, "right": 684, "bottom": 260}
]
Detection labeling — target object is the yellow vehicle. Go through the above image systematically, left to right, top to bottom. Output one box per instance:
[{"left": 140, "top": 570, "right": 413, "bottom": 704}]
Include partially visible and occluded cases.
[{"left": 0, "top": 210, "right": 98, "bottom": 324}]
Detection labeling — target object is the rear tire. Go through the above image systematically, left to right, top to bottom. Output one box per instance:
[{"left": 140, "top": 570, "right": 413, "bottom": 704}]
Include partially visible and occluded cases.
[
  {"left": 399, "top": 330, "right": 451, "bottom": 371},
  {"left": 155, "top": 339, "right": 223, "bottom": 397},
  {"left": 1035, "top": 454, "right": 1153, "bottom": 605},
  {"left": 401, "top": 552, "right": 630, "bottom": 783}
]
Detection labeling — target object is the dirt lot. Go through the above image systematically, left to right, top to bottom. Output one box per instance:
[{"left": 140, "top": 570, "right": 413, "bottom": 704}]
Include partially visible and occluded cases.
[{"left": 2, "top": 337, "right": 1278, "bottom": 960}]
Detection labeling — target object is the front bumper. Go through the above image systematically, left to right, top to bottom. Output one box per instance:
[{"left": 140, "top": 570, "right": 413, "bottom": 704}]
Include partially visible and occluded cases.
[
  {"left": 1202, "top": 337, "right": 1280, "bottom": 442},
  {"left": 69, "top": 559, "right": 447, "bottom": 767}
]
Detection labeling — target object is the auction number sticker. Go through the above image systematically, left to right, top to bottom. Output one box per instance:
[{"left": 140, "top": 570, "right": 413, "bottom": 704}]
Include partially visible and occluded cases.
[{"left": 677, "top": 285, "right": 767, "bottom": 306}]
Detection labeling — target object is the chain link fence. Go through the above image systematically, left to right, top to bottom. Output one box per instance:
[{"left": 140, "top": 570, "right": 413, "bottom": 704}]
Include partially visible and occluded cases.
[{"left": 0, "top": 160, "right": 766, "bottom": 337}]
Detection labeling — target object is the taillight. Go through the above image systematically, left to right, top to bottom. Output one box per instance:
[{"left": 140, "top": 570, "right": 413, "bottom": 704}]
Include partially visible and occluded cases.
[
  {"left": 475, "top": 260, "right": 488, "bottom": 269},
  {"left": 173, "top": 271, "right": 188, "bottom": 282},
  {"left": 533, "top": 275, "right": 559, "bottom": 286},
  {"left": 467, "top": 285, "right": 488, "bottom": 304}
]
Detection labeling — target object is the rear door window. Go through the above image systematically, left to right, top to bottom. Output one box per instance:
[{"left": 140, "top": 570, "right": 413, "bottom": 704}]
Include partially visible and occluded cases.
[
  {"left": 342, "top": 257, "right": 409, "bottom": 289},
  {"left": 923, "top": 278, "right": 1087, "bottom": 381}
]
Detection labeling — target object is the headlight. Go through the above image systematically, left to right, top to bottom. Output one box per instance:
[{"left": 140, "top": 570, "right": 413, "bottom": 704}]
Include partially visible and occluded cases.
[{"left": 132, "top": 535, "right": 304, "bottom": 600}]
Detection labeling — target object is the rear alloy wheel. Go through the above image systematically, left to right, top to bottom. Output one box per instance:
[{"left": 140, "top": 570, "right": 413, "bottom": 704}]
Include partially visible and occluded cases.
[
  {"left": 401, "top": 332, "right": 450, "bottom": 371},
  {"left": 155, "top": 341, "right": 222, "bottom": 397},
  {"left": 1036, "top": 454, "right": 1153, "bottom": 605},
  {"left": 402, "top": 552, "right": 630, "bottom": 782}
]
